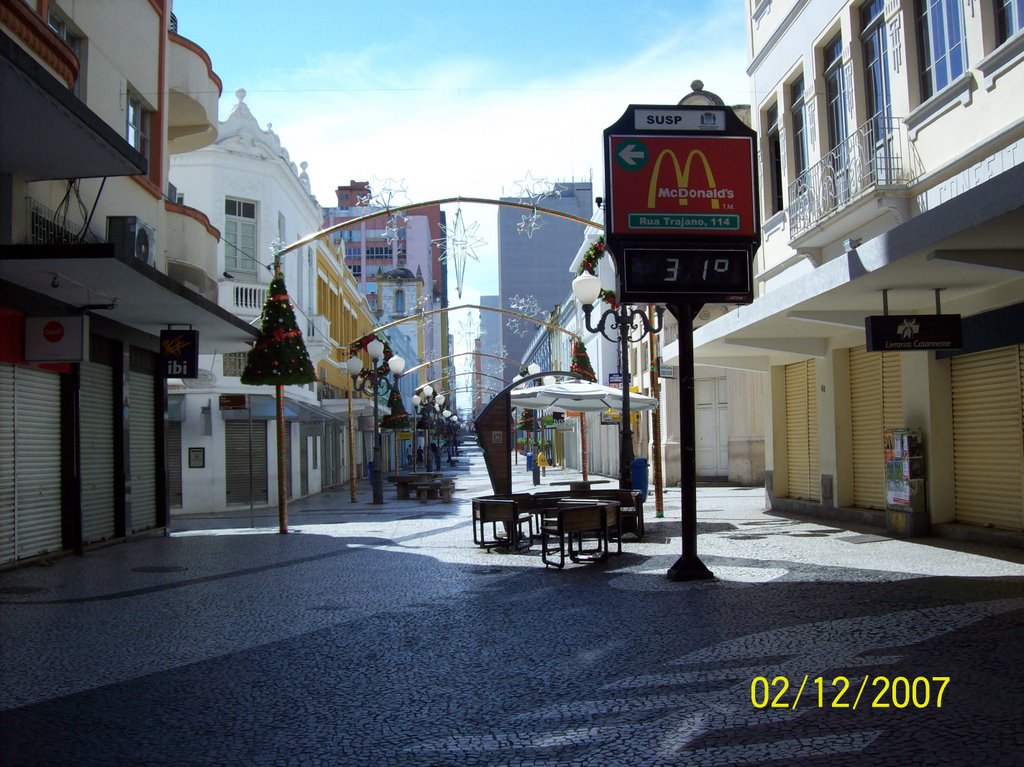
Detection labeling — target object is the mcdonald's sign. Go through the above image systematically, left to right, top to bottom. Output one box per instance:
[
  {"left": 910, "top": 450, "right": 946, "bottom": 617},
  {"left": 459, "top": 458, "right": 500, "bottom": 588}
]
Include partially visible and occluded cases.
[{"left": 607, "top": 134, "right": 758, "bottom": 238}]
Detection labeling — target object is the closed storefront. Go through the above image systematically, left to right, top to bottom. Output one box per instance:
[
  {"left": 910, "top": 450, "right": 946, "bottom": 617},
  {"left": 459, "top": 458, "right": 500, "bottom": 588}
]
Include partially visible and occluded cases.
[
  {"left": 849, "top": 346, "right": 903, "bottom": 510},
  {"left": 951, "top": 346, "right": 1024, "bottom": 531},
  {"left": 785, "top": 360, "right": 820, "bottom": 501},
  {"left": 79, "top": 361, "right": 116, "bottom": 544},
  {"left": 0, "top": 363, "right": 63, "bottom": 564},
  {"left": 128, "top": 367, "right": 157, "bottom": 533},
  {"left": 225, "top": 420, "right": 268, "bottom": 505}
]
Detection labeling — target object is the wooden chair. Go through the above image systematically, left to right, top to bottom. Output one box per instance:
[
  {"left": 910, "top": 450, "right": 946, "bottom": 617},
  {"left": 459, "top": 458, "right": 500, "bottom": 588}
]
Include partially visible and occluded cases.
[
  {"left": 587, "top": 489, "right": 644, "bottom": 540},
  {"left": 472, "top": 498, "right": 533, "bottom": 551},
  {"left": 541, "top": 501, "right": 619, "bottom": 569}
]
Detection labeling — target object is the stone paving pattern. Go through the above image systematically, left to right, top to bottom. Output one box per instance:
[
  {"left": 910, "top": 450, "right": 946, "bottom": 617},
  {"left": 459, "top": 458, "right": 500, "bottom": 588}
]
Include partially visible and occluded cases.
[{"left": 1, "top": 445, "right": 1023, "bottom": 766}]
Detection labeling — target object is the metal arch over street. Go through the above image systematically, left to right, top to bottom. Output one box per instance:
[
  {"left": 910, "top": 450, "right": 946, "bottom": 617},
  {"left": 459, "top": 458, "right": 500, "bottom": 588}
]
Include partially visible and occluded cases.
[
  {"left": 278, "top": 196, "right": 604, "bottom": 258},
  {"left": 346, "top": 304, "right": 578, "bottom": 350},
  {"left": 401, "top": 350, "right": 542, "bottom": 381}
]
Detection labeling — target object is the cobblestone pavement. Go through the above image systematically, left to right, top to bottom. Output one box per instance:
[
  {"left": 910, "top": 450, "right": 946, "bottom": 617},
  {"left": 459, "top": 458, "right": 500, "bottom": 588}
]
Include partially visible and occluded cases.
[{"left": 2, "top": 447, "right": 1023, "bottom": 766}]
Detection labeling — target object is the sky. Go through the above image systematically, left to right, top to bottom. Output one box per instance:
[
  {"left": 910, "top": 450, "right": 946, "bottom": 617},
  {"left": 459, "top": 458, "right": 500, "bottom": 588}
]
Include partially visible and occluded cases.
[{"left": 172, "top": 0, "right": 751, "bottom": 300}]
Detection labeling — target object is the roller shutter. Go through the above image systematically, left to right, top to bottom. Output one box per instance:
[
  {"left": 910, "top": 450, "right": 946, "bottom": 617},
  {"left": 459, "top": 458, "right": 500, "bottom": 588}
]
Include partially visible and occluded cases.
[
  {"left": 951, "top": 346, "right": 1024, "bottom": 531},
  {"left": 849, "top": 347, "right": 903, "bottom": 510},
  {"left": 785, "top": 360, "right": 820, "bottom": 501},
  {"left": 80, "top": 362, "right": 116, "bottom": 544},
  {"left": 0, "top": 364, "right": 62, "bottom": 564},
  {"left": 128, "top": 372, "right": 157, "bottom": 532},
  {"left": 225, "top": 420, "right": 268, "bottom": 505},
  {"left": 167, "top": 421, "right": 182, "bottom": 508}
]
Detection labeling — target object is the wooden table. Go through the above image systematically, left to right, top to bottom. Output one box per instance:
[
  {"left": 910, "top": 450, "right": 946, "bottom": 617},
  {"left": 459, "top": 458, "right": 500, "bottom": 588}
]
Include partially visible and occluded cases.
[
  {"left": 393, "top": 472, "right": 442, "bottom": 500},
  {"left": 549, "top": 479, "right": 613, "bottom": 493}
]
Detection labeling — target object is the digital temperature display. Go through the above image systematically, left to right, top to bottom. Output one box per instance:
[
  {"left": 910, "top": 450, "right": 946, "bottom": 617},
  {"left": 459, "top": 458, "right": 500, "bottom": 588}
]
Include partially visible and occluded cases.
[{"left": 622, "top": 248, "right": 752, "bottom": 302}]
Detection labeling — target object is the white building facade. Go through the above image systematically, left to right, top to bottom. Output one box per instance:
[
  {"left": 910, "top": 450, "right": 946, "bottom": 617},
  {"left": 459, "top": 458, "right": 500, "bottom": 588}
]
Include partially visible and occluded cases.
[
  {"left": 693, "top": 0, "right": 1024, "bottom": 538},
  {"left": 168, "top": 90, "right": 344, "bottom": 513}
]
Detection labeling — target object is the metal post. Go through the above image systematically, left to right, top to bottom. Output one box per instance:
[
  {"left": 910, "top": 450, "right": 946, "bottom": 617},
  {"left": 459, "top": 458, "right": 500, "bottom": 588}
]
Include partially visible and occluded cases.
[
  {"left": 667, "top": 303, "right": 712, "bottom": 581},
  {"left": 618, "top": 306, "right": 633, "bottom": 490},
  {"left": 648, "top": 306, "right": 665, "bottom": 518},
  {"left": 276, "top": 384, "right": 287, "bottom": 534},
  {"left": 371, "top": 387, "right": 383, "bottom": 504},
  {"left": 247, "top": 397, "right": 254, "bottom": 528}
]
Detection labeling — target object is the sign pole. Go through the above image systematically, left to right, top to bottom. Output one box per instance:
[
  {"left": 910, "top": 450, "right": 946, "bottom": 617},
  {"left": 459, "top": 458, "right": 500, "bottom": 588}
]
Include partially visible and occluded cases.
[{"left": 667, "top": 304, "right": 713, "bottom": 580}]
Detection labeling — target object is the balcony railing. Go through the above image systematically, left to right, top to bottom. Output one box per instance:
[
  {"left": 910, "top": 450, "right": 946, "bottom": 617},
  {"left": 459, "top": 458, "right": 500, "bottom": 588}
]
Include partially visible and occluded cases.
[
  {"left": 787, "top": 118, "right": 918, "bottom": 239},
  {"left": 27, "top": 197, "right": 100, "bottom": 245}
]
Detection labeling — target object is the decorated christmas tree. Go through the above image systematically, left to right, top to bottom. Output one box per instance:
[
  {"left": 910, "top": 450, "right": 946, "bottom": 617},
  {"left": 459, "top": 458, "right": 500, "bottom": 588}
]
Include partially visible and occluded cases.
[
  {"left": 241, "top": 270, "right": 316, "bottom": 386},
  {"left": 570, "top": 337, "right": 597, "bottom": 382},
  {"left": 380, "top": 385, "right": 411, "bottom": 430},
  {"left": 517, "top": 407, "right": 537, "bottom": 432}
]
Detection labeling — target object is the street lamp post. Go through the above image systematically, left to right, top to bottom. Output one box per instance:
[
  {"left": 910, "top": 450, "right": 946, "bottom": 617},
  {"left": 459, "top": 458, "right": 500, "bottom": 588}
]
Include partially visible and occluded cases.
[
  {"left": 572, "top": 272, "right": 664, "bottom": 490},
  {"left": 347, "top": 339, "right": 405, "bottom": 505},
  {"left": 415, "top": 385, "right": 445, "bottom": 471}
]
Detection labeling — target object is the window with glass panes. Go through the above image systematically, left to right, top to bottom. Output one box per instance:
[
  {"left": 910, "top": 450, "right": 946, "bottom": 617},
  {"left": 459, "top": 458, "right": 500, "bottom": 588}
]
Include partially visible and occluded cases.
[
  {"left": 862, "top": 0, "right": 892, "bottom": 134},
  {"left": 915, "top": 0, "right": 967, "bottom": 100},
  {"left": 996, "top": 0, "right": 1024, "bottom": 43},
  {"left": 823, "top": 34, "right": 848, "bottom": 152},
  {"left": 790, "top": 76, "right": 809, "bottom": 179},
  {"left": 126, "top": 89, "right": 149, "bottom": 160},
  {"left": 766, "top": 103, "right": 785, "bottom": 214},
  {"left": 224, "top": 198, "right": 257, "bottom": 273}
]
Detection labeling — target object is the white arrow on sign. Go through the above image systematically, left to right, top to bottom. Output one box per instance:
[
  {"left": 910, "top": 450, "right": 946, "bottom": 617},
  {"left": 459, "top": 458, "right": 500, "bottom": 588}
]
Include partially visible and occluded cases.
[{"left": 618, "top": 143, "right": 646, "bottom": 167}]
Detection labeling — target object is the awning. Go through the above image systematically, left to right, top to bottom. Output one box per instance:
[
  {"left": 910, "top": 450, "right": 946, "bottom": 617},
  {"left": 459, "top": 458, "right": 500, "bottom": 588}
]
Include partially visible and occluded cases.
[
  {"left": 0, "top": 29, "right": 146, "bottom": 180},
  {"left": 0, "top": 243, "right": 257, "bottom": 352},
  {"left": 219, "top": 393, "right": 345, "bottom": 422}
]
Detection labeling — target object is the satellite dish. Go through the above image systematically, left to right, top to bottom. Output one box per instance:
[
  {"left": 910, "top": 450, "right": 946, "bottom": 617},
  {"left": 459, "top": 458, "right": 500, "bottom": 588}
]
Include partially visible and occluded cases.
[
  {"left": 180, "top": 352, "right": 219, "bottom": 389},
  {"left": 180, "top": 368, "right": 217, "bottom": 389}
]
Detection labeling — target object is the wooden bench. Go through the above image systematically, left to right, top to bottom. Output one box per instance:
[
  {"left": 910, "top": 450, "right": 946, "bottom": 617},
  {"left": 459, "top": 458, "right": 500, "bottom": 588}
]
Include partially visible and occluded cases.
[{"left": 411, "top": 481, "right": 441, "bottom": 502}]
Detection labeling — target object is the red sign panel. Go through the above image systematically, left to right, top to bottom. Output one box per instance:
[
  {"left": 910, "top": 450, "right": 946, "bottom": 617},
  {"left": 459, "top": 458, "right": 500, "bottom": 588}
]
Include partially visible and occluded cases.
[{"left": 607, "top": 134, "right": 757, "bottom": 238}]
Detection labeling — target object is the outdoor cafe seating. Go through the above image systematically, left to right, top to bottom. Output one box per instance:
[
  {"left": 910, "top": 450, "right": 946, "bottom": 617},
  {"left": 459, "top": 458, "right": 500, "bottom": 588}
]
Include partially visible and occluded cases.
[{"left": 471, "top": 486, "right": 638, "bottom": 567}]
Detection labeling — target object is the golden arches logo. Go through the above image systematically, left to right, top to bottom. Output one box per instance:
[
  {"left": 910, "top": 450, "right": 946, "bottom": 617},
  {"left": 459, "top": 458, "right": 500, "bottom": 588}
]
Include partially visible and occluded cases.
[{"left": 646, "top": 149, "right": 720, "bottom": 210}]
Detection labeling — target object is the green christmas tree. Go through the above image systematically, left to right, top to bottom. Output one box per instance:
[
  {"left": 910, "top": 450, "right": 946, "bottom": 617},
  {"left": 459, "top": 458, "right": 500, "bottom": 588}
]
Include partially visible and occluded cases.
[
  {"left": 241, "top": 270, "right": 316, "bottom": 386},
  {"left": 570, "top": 337, "right": 597, "bottom": 382},
  {"left": 380, "top": 385, "right": 411, "bottom": 430},
  {"left": 517, "top": 407, "right": 537, "bottom": 432}
]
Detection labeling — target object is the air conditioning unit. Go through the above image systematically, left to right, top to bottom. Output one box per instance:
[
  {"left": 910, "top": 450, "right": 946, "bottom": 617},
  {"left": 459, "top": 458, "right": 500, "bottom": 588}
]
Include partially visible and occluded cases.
[{"left": 107, "top": 215, "right": 156, "bottom": 267}]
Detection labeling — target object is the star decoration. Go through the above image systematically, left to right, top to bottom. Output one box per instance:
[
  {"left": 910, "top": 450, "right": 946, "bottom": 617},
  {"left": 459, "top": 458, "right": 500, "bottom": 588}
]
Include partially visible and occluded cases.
[
  {"left": 513, "top": 172, "right": 565, "bottom": 206},
  {"left": 435, "top": 206, "right": 485, "bottom": 298},
  {"left": 516, "top": 210, "right": 544, "bottom": 238},
  {"left": 506, "top": 293, "right": 543, "bottom": 337}
]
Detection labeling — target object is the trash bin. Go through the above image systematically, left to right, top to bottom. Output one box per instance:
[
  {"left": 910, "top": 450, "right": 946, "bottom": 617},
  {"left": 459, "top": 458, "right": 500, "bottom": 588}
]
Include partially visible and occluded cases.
[
  {"left": 526, "top": 452, "right": 534, "bottom": 471},
  {"left": 630, "top": 457, "right": 649, "bottom": 499}
]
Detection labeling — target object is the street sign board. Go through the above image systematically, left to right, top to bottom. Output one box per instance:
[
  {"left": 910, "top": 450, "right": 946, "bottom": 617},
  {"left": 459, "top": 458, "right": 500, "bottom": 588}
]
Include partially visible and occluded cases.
[
  {"left": 603, "top": 103, "right": 761, "bottom": 306},
  {"left": 607, "top": 134, "right": 758, "bottom": 239},
  {"left": 865, "top": 315, "right": 963, "bottom": 352},
  {"left": 218, "top": 394, "right": 248, "bottom": 410}
]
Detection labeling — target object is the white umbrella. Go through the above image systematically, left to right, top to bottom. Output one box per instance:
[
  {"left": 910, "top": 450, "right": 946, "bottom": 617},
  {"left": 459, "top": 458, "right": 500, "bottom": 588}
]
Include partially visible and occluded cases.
[{"left": 509, "top": 379, "right": 658, "bottom": 413}]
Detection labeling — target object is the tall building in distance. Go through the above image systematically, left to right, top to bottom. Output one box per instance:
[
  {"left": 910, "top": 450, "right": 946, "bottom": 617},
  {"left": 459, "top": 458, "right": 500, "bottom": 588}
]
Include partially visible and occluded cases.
[
  {"left": 497, "top": 180, "right": 593, "bottom": 366},
  {"left": 477, "top": 294, "right": 503, "bottom": 406}
]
